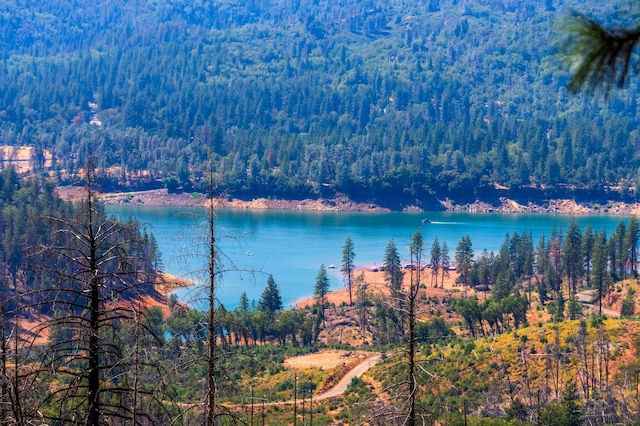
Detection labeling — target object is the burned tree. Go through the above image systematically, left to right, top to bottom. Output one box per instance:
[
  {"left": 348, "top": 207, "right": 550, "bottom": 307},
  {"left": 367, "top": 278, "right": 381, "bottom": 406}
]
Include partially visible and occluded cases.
[
  {"left": 34, "top": 171, "right": 166, "bottom": 425},
  {"left": 163, "top": 172, "right": 243, "bottom": 425},
  {"left": 371, "top": 229, "right": 427, "bottom": 425}
]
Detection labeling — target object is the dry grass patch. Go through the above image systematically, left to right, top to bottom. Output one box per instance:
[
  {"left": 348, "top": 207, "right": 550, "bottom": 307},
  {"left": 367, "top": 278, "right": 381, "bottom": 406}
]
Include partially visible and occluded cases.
[{"left": 284, "top": 349, "right": 371, "bottom": 371}]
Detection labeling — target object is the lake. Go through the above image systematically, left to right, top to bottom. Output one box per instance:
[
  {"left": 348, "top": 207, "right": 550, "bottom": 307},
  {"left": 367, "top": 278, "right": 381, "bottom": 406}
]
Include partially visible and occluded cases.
[{"left": 106, "top": 206, "right": 631, "bottom": 310}]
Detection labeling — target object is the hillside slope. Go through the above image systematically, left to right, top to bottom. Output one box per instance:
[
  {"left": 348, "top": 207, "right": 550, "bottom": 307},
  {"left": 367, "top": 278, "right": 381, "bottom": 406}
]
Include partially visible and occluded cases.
[{"left": 1, "top": 0, "right": 638, "bottom": 207}]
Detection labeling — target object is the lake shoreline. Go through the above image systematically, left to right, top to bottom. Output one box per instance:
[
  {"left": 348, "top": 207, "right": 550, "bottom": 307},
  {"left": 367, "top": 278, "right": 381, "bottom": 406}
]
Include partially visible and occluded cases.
[
  {"left": 58, "top": 186, "right": 640, "bottom": 216},
  {"left": 107, "top": 201, "right": 632, "bottom": 310}
]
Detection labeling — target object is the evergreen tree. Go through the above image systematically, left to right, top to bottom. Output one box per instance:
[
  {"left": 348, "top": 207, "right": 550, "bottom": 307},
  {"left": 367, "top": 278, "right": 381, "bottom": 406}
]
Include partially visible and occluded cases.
[
  {"left": 564, "top": 8, "right": 640, "bottom": 92},
  {"left": 626, "top": 216, "right": 638, "bottom": 277},
  {"left": 562, "top": 219, "right": 583, "bottom": 293},
  {"left": 612, "top": 221, "right": 628, "bottom": 280},
  {"left": 582, "top": 224, "right": 594, "bottom": 287},
  {"left": 591, "top": 230, "right": 608, "bottom": 316},
  {"left": 522, "top": 231, "right": 534, "bottom": 301},
  {"left": 535, "top": 233, "right": 549, "bottom": 276},
  {"left": 455, "top": 235, "right": 473, "bottom": 288},
  {"left": 342, "top": 236, "right": 356, "bottom": 306},
  {"left": 429, "top": 236, "right": 441, "bottom": 287},
  {"left": 383, "top": 239, "right": 403, "bottom": 293},
  {"left": 440, "top": 242, "right": 450, "bottom": 288},
  {"left": 314, "top": 264, "right": 330, "bottom": 320},
  {"left": 491, "top": 270, "right": 514, "bottom": 302},
  {"left": 258, "top": 275, "right": 283, "bottom": 313},
  {"left": 621, "top": 288, "right": 636, "bottom": 317},
  {"left": 553, "top": 290, "right": 566, "bottom": 322},
  {"left": 567, "top": 291, "right": 584, "bottom": 320},
  {"left": 238, "top": 292, "right": 250, "bottom": 313},
  {"left": 453, "top": 296, "right": 482, "bottom": 338},
  {"left": 539, "top": 380, "right": 583, "bottom": 426},
  {"left": 561, "top": 380, "right": 584, "bottom": 426},
  {"left": 505, "top": 398, "right": 528, "bottom": 422}
]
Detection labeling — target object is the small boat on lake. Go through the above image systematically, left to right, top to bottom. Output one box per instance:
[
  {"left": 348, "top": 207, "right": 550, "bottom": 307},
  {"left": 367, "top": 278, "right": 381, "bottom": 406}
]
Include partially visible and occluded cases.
[{"left": 421, "top": 218, "right": 431, "bottom": 223}]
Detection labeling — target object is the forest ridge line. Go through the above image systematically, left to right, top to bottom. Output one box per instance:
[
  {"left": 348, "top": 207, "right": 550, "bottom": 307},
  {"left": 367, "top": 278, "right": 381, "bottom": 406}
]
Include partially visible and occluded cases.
[{"left": 2, "top": 0, "right": 640, "bottom": 207}]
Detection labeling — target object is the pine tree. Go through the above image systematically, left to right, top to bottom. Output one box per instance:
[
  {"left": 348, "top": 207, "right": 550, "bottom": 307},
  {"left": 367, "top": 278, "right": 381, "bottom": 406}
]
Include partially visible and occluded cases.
[
  {"left": 564, "top": 9, "right": 640, "bottom": 92},
  {"left": 626, "top": 217, "right": 638, "bottom": 277},
  {"left": 562, "top": 219, "right": 583, "bottom": 293},
  {"left": 612, "top": 221, "right": 628, "bottom": 280},
  {"left": 582, "top": 224, "right": 594, "bottom": 287},
  {"left": 592, "top": 230, "right": 608, "bottom": 316},
  {"left": 536, "top": 233, "right": 549, "bottom": 276},
  {"left": 455, "top": 235, "right": 473, "bottom": 288},
  {"left": 341, "top": 236, "right": 355, "bottom": 306},
  {"left": 430, "top": 236, "right": 441, "bottom": 287},
  {"left": 383, "top": 239, "right": 403, "bottom": 293},
  {"left": 440, "top": 242, "right": 450, "bottom": 288},
  {"left": 314, "top": 264, "right": 330, "bottom": 320},
  {"left": 258, "top": 275, "right": 283, "bottom": 313},
  {"left": 621, "top": 288, "right": 636, "bottom": 318},
  {"left": 238, "top": 292, "right": 250, "bottom": 313},
  {"left": 561, "top": 380, "right": 584, "bottom": 426}
]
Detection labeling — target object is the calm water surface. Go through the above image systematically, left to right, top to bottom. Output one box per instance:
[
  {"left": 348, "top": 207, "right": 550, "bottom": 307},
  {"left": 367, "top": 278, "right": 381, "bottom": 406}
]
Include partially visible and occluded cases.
[{"left": 107, "top": 206, "right": 630, "bottom": 309}]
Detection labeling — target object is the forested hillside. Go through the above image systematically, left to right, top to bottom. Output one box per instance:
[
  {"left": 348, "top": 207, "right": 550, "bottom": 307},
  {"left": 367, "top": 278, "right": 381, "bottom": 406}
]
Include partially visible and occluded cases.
[
  {"left": 1, "top": 0, "right": 638, "bottom": 205},
  {"left": 0, "top": 167, "right": 159, "bottom": 307},
  {"left": 5, "top": 167, "right": 640, "bottom": 423},
  {"left": 0, "top": 168, "right": 171, "bottom": 424}
]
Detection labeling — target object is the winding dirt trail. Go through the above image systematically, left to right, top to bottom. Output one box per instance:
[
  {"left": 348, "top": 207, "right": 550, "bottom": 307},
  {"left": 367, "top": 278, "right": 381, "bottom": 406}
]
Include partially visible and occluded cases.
[
  {"left": 262, "top": 353, "right": 381, "bottom": 406},
  {"left": 313, "top": 353, "right": 381, "bottom": 401}
]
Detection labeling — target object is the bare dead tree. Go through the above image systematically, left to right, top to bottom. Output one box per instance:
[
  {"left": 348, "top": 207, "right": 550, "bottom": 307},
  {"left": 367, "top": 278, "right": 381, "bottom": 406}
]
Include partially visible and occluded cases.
[
  {"left": 29, "top": 165, "right": 168, "bottom": 425},
  {"left": 162, "top": 170, "right": 249, "bottom": 425},
  {"left": 206, "top": 178, "right": 217, "bottom": 426},
  {"left": 1, "top": 218, "right": 60, "bottom": 426},
  {"left": 369, "top": 229, "right": 428, "bottom": 425},
  {"left": 406, "top": 229, "right": 424, "bottom": 426},
  {"left": 355, "top": 272, "right": 369, "bottom": 342},
  {"left": 0, "top": 276, "right": 11, "bottom": 425}
]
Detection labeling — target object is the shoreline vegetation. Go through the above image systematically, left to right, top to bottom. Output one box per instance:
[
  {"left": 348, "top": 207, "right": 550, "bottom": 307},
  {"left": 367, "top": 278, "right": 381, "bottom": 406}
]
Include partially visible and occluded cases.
[
  {"left": 57, "top": 185, "right": 638, "bottom": 317},
  {"left": 58, "top": 186, "right": 640, "bottom": 215},
  {"left": 294, "top": 267, "right": 458, "bottom": 310},
  {"left": 141, "top": 272, "right": 194, "bottom": 317}
]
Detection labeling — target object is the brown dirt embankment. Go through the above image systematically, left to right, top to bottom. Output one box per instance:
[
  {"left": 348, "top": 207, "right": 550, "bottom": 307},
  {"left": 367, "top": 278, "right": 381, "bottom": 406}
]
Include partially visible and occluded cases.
[
  {"left": 57, "top": 186, "right": 640, "bottom": 215},
  {"left": 57, "top": 187, "right": 388, "bottom": 211},
  {"left": 445, "top": 197, "right": 640, "bottom": 215},
  {"left": 294, "top": 267, "right": 459, "bottom": 310},
  {"left": 146, "top": 272, "right": 193, "bottom": 317}
]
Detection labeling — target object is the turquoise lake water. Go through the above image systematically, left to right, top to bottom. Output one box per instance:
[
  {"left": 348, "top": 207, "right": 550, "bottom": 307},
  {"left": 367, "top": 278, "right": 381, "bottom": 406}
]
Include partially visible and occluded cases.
[{"left": 106, "top": 206, "right": 631, "bottom": 310}]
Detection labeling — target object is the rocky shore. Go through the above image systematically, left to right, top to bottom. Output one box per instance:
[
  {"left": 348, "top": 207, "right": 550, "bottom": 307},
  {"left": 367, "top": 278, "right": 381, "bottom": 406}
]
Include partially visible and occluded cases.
[{"left": 56, "top": 187, "right": 640, "bottom": 215}]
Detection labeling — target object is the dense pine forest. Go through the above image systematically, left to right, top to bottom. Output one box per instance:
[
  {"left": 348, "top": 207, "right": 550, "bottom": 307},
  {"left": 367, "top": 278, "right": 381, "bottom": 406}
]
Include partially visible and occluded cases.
[{"left": 1, "top": 0, "right": 639, "bottom": 206}]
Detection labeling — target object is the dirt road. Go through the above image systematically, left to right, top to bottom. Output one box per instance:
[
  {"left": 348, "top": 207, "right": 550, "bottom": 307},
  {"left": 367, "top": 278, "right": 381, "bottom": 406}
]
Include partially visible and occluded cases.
[
  {"left": 260, "top": 353, "right": 381, "bottom": 406},
  {"left": 313, "top": 353, "right": 381, "bottom": 400}
]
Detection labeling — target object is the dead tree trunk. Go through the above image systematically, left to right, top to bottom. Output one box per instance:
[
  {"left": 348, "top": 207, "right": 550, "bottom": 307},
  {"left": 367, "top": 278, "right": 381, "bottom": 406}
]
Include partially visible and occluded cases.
[
  {"left": 207, "top": 189, "right": 217, "bottom": 426},
  {"left": 407, "top": 229, "right": 423, "bottom": 426}
]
